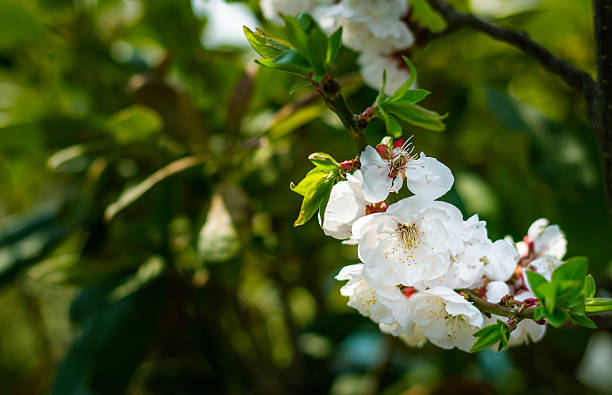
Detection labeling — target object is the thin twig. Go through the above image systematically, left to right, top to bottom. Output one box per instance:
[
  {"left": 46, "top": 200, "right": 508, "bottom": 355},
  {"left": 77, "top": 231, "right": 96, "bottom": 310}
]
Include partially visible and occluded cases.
[
  {"left": 425, "top": 0, "right": 596, "bottom": 111},
  {"left": 312, "top": 74, "right": 368, "bottom": 154},
  {"left": 458, "top": 288, "right": 536, "bottom": 320}
]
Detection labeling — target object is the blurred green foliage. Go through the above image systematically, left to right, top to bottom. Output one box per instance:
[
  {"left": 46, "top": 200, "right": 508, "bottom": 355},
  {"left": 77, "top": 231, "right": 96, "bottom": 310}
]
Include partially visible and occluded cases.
[{"left": 0, "top": 0, "right": 611, "bottom": 394}]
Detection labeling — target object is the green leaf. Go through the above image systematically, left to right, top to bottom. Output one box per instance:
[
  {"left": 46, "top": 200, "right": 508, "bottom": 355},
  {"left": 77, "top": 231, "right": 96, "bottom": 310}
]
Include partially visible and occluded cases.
[
  {"left": 282, "top": 14, "right": 309, "bottom": 59},
  {"left": 305, "top": 24, "right": 328, "bottom": 73},
  {"left": 243, "top": 26, "right": 292, "bottom": 58},
  {"left": 326, "top": 27, "right": 342, "bottom": 66},
  {"left": 256, "top": 50, "right": 311, "bottom": 74},
  {"left": 392, "top": 56, "right": 418, "bottom": 98},
  {"left": 289, "top": 80, "right": 312, "bottom": 95},
  {"left": 389, "top": 89, "right": 430, "bottom": 104},
  {"left": 384, "top": 101, "right": 447, "bottom": 131},
  {"left": 106, "top": 105, "right": 163, "bottom": 144},
  {"left": 378, "top": 106, "right": 402, "bottom": 138},
  {"left": 308, "top": 152, "right": 339, "bottom": 170},
  {"left": 291, "top": 167, "right": 338, "bottom": 226},
  {"left": 552, "top": 256, "right": 588, "bottom": 282},
  {"left": 525, "top": 270, "right": 548, "bottom": 299},
  {"left": 584, "top": 274, "right": 596, "bottom": 299},
  {"left": 585, "top": 297, "right": 612, "bottom": 314},
  {"left": 533, "top": 306, "right": 546, "bottom": 321},
  {"left": 545, "top": 308, "right": 569, "bottom": 328},
  {"left": 570, "top": 313, "right": 597, "bottom": 329},
  {"left": 470, "top": 320, "right": 508, "bottom": 353}
]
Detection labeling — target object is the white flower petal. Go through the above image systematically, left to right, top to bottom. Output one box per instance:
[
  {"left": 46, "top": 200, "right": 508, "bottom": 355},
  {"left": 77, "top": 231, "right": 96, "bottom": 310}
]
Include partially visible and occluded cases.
[
  {"left": 360, "top": 145, "right": 393, "bottom": 202},
  {"left": 403, "top": 154, "right": 454, "bottom": 200}
]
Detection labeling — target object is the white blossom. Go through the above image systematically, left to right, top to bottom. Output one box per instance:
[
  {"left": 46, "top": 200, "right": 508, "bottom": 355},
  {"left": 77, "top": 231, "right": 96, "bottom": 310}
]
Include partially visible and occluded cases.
[
  {"left": 260, "top": 0, "right": 317, "bottom": 24},
  {"left": 315, "top": 0, "right": 414, "bottom": 55},
  {"left": 357, "top": 51, "right": 413, "bottom": 94},
  {"left": 359, "top": 142, "right": 454, "bottom": 203},
  {"left": 322, "top": 171, "right": 373, "bottom": 240},
  {"left": 352, "top": 196, "right": 465, "bottom": 288},
  {"left": 527, "top": 218, "right": 567, "bottom": 260},
  {"left": 481, "top": 239, "right": 520, "bottom": 282},
  {"left": 335, "top": 264, "right": 413, "bottom": 329},
  {"left": 409, "top": 286, "right": 484, "bottom": 351}
]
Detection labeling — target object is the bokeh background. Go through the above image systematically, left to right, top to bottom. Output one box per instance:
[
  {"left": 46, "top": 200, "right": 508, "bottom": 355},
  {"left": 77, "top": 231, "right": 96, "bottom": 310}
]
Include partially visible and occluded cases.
[{"left": 1, "top": 0, "right": 611, "bottom": 394}]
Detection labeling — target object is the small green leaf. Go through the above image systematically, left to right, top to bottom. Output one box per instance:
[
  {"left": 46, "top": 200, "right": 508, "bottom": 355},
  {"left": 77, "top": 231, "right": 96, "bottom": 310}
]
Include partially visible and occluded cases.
[
  {"left": 282, "top": 14, "right": 309, "bottom": 59},
  {"left": 305, "top": 24, "right": 328, "bottom": 73},
  {"left": 243, "top": 26, "right": 292, "bottom": 58},
  {"left": 326, "top": 27, "right": 342, "bottom": 66},
  {"left": 256, "top": 50, "right": 311, "bottom": 75},
  {"left": 392, "top": 56, "right": 417, "bottom": 98},
  {"left": 289, "top": 80, "right": 312, "bottom": 95},
  {"left": 389, "top": 89, "right": 430, "bottom": 104},
  {"left": 384, "top": 101, "right": 447, "bottom": 131},
  {"left": 378, "top": 106, "right": 402, "bottom": 138},
  {"left": 308, "top": 152, "right": 339, "bottom": 170},
  {"left": 292, "top": 175, "right": 334, "bottom": 227},
  {"left": 552, "top": 256, "right": 588, "bottom": 282},
  {"left": 525, "top": 270, "right": 548, "bottom": 299},
  {"left": 584, "top": 274, "right": 596, "bottom": 299},
  {"left": 585, "top": 297, "right": 612, "bottom": 314},
  {"left": 533, "top": 306, "right": 546, "bottom": 321},
  {"left": 545, "top": 308, "right": 569, "bottom": 328},
  {"left": 570, "top": 313, "right": 597, "bottom": 329},
  {"left": 470, "top": 320, "right": 507, "bottom": 353}
]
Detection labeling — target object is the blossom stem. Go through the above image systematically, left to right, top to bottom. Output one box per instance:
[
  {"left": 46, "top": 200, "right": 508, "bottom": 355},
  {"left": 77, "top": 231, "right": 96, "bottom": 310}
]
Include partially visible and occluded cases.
[
  {"left": 313, "top": 75, "right": 368, "bottom": 154},
  {"left": 458, "top": 288, "right": 536, "bottom": 320}
]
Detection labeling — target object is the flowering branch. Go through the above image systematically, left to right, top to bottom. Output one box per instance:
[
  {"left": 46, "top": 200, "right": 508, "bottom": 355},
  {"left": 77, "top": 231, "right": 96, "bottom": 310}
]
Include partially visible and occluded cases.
[
  {"left": 312, "top": 74, "right": 368, "bottom": 154},
  {"left": 458, "top": 289, "right": 536, "bottom": 320}
]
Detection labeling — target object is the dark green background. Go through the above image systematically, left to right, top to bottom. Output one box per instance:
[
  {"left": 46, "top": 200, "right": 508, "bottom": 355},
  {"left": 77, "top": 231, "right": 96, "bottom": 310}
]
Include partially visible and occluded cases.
[{"left": 0, "top": 0, "right": 610, "bottom": 394}]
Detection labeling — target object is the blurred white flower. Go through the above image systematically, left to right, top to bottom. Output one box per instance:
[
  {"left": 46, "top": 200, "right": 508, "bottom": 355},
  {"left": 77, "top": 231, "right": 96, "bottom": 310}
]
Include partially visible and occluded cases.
[
  {"left": 260, "top": 0, "right": 317, "bottom": 24},
  {"left": 316, "top": 0, "right": 414, "bottom": 55},
  {"left": 358, "top": 51, "right": 414, "bottom": 94},
  {"left": 359, "top": 141, "right": 454, "bottom": 203},
  {"left": 527, "top": 218, "right": 567, "bottom": 260},
  {"left": 409, "top": 286, "right": 484, "bottom": 351}
]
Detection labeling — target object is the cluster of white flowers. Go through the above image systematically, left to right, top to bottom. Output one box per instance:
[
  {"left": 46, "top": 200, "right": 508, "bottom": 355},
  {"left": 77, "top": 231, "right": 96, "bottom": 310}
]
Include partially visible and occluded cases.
[
  {"left": 259, "top": 0, "right": 415, "bottom": 94},
  {"left": 322, "top": 138, "right": 566, "bottom": 351}
]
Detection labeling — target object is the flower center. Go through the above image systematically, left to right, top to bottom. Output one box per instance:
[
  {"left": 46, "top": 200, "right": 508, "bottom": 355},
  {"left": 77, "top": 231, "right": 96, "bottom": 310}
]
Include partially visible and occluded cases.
[{"left": 397, "top": 223, "right": 421, "bottom": 249}]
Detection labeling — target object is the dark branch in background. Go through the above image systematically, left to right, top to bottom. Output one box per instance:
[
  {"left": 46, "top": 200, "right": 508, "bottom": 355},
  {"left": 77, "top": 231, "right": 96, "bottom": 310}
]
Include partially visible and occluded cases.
[
  {"left": 423, "top": 0, "right": 612, "bottom": 224},
  {"left": 312, "top": 74, "right": 368, "bottom": 154}
]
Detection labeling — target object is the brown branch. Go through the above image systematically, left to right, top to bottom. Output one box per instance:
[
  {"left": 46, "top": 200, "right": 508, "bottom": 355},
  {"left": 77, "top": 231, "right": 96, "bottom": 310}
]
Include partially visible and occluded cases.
[
  {"left": 424, "top": 0, "right": 612, "bottom": 224},
  {"left": 425, "top": 0, "right": 596, "bottom": 105},
  {"left": 312, "top": 74, "right": 368, "bottom": 154},
  {"left": 458, "top": 289, "right": 536, "bottom": 320}
]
